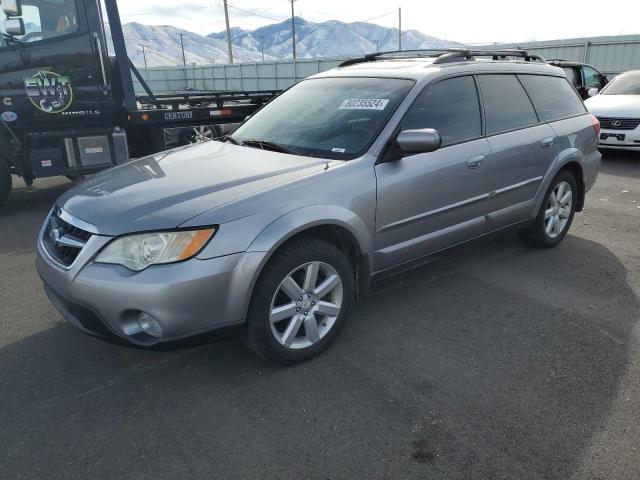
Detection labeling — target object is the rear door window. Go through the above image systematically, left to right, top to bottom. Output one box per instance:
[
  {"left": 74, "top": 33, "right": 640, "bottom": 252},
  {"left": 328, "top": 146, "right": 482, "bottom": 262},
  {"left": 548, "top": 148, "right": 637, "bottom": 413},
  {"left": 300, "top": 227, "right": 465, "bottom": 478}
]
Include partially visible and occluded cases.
[
  {"left": 477, "top": 74, "right": 539, "bottom": 135},
  {"left": 518, "top": 74, "right": 586, "bottom": 122},
  {"left": 402, "top": 76, "right": 482, "bottom": 146}
]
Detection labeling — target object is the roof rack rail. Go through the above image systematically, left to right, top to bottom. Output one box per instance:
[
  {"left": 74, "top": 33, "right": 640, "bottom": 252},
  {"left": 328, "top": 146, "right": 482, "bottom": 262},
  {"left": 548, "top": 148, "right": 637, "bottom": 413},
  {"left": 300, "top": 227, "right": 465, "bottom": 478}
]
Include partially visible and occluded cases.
[
  {"left": 338, "top": 48, "right": 546, "bottom": 67},
  {"left": 338, "top": 49, "right": 443, "bottom": 67},
  {"left": 433, "top": 49, "right": 546, "bottom": 64}
]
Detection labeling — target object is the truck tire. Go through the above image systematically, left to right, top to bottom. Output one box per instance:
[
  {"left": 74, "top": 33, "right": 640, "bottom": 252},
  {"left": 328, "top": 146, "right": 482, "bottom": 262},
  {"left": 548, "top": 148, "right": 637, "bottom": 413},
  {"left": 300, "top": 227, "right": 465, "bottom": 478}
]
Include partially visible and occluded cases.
[{"left": 0, "top": 160, "right": 11, "bottom": 207}]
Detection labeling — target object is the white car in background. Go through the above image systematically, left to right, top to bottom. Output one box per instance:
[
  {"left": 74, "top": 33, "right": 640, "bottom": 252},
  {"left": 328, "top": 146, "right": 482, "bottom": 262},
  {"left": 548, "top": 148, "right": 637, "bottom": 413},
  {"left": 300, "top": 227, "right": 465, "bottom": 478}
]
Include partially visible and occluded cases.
[{"left": 585, "top": 70, "right": 640, "bottom": 150}]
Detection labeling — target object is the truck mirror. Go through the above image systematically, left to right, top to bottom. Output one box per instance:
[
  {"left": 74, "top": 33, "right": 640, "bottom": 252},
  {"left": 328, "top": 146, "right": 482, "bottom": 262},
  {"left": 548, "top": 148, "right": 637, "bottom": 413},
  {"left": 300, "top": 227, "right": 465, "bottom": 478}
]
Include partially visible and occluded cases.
[
  {"left": 2, "top": 0, "right": 22, "bottom": 17},
  {"left": 4, "top": 18, "right": 24, "bottom": 36}
]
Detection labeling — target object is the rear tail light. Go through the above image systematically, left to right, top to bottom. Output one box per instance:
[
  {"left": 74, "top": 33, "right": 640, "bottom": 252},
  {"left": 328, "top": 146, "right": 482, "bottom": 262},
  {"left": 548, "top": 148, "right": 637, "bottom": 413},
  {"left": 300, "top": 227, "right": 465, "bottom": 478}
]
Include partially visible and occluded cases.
[{"left": 590, "top": 114, "right": 601, "bottom": 136}]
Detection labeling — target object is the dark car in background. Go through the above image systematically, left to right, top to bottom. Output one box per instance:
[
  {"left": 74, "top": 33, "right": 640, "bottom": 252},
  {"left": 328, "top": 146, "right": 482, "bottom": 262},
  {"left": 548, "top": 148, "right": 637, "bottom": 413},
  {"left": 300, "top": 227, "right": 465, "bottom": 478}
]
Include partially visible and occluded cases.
[{"left": 548, "top": 60, "right": 608, "bottom": 99}]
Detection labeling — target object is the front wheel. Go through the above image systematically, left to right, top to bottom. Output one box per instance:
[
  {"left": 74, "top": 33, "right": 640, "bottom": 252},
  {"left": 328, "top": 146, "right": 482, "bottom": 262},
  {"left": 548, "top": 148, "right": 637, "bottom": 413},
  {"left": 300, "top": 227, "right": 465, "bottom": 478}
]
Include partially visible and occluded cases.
[
  {"left": 0, "top": 160, "right": 12, "bottom": 207},
  {"left": 517, "top": 169, "right": 577, "bottom": 248},
  {"left": 244, "top": 237, "right": 354, "bottom": 365}
]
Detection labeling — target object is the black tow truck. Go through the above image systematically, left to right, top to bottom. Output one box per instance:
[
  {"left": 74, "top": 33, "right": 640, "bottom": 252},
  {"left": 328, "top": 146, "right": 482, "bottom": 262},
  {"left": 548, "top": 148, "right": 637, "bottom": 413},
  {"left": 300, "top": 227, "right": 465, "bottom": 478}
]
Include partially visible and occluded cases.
[{"left": 0, "top": 0, "right": 279, "bottom": 205}]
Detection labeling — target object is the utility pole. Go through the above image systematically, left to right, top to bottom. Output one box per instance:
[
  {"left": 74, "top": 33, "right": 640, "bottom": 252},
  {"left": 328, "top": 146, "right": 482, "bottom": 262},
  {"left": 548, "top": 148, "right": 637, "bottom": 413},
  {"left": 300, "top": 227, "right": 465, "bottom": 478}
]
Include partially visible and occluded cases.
[
  {"left": 223, "top": 0, "right": 233, "bottom": 64},
  {"left": 290, "top": 0, "right": 297, "bottom": 59},
  {"left": 398, "top": 7, "right": 402, "bottom": 50},
  {"left": 178, "top": 33, "right": 188, "bottom": 88},
  {"left": 178, "top": 33, "right": 187, "bottom": 67},
  {"left": 259, "top": 36, "right": 265, "bottom": 61},
  {"left": 375, "top": 39, "right": 379, "bottom": 52},
  {"left": 138, "top": 44, "right": 148, "bottom": 71},
  {"left": 138, "top": 45, "right": 148, "bottom": 82}
]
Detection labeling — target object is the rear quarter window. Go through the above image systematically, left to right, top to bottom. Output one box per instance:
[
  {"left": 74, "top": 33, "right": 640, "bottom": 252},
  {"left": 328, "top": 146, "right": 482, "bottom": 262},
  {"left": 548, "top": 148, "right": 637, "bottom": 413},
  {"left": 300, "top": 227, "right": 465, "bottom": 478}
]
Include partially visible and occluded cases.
[{"left": 518, "top": 75, "right": 586, "bottom": 122}]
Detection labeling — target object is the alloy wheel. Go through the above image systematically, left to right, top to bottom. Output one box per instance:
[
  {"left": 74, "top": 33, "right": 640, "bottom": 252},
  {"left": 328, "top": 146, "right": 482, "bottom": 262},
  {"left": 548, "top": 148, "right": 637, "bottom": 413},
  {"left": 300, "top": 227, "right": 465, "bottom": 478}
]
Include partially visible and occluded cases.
[
  {"left": 188, "top": 126, "right": 214, "bottom": 143},
  {"left": 544, "top": 180, "right": 573, "bottom": 238},
  {"left": 269, "top": 261, "right": 343, "bottom": 350}
]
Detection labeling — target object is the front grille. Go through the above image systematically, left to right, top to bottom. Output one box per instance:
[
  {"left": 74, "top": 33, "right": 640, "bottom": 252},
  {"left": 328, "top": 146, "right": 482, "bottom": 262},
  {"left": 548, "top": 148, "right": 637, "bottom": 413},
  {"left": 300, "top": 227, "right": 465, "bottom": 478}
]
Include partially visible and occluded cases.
[
  {"left": 597, "top": 117, "right": 640, "bottom": 130},
  {"left": 42, "top": 211, "right": 92, "bottom": 267}
]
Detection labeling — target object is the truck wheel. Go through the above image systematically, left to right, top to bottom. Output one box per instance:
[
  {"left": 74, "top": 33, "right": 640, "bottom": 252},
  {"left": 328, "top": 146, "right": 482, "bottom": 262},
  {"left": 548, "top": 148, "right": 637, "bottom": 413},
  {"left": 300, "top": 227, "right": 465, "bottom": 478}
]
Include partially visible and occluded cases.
[
  {"left": 0, "top": 160, "right": 11, "bottom": 207},
  {"left": 517, "top": 169, "right": 577, "bottom": 249},
  {"left": 244, "top": 237, "right": 354, "bottom": 365}
]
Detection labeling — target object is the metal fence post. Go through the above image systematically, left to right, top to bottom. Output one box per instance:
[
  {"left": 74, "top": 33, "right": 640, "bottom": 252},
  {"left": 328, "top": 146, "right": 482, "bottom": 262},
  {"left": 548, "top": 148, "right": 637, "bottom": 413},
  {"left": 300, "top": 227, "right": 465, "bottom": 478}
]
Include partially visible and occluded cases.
[{"left": 583, "top": 42, "right": 591, "bottom": 63}]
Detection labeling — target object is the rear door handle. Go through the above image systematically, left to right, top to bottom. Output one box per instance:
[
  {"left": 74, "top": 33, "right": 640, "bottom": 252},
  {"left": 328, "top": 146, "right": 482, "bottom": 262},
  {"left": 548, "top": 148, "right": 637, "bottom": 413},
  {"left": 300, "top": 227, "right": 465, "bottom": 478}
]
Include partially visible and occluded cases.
[
  {"left": 541, "top": 137, "right": 555, "bottom": 148},
  {"left": 466, "top": 155, "right": 485, "bottom": 169}
]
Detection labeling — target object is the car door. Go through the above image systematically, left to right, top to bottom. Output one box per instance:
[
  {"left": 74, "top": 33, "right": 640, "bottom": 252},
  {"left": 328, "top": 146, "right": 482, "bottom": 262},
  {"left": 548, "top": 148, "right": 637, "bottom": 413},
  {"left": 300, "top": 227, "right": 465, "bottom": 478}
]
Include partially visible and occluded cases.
[
  {"left": 582, "top": 65, "right": 607, "bottom": 97},
  {"left": 561, "top": 66, "right": 581, "bottom": 92},
  {"left": 475, "top": 74, "right": 558, "bottom": 230},
  {"left": 374, "top": 75, "right": 492, "bottom": 271}
]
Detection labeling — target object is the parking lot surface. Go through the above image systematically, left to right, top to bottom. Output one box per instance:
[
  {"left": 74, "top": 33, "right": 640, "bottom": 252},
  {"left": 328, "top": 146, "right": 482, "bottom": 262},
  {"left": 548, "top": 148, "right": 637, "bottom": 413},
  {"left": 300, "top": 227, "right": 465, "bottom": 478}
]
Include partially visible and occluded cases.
[{"left": 1, "top": 152, "right": 639, "bottom": 480}]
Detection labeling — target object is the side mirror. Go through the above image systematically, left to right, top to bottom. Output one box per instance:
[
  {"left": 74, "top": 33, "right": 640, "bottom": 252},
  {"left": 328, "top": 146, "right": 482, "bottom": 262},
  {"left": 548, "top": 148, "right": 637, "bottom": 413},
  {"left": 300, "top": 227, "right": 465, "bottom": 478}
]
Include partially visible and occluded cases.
[
  {"left": 2, "top": 0, "right": 22, "bottom": 16},
  {"left": 587, "top": 88, "right": 599, "bottom": 97},
  {"left": 396, "top": 128, "right": 442, "bottom": 154}
]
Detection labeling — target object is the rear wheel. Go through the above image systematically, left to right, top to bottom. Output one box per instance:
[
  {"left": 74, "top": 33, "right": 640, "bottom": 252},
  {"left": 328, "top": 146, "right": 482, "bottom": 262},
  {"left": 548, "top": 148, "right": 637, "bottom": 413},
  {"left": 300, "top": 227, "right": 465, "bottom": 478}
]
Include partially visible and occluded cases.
[
  {"left": 184, "top": 125, "right": 221, "bottom": 144},
  {"left": 0, "top": 160, "right": 11, "bottom": 207},
  {"left": 517, "top": 169, "right": 577, "bottom": 248},
  {"left": 244, "top": 237, "right": 354, "bottom": 365}
]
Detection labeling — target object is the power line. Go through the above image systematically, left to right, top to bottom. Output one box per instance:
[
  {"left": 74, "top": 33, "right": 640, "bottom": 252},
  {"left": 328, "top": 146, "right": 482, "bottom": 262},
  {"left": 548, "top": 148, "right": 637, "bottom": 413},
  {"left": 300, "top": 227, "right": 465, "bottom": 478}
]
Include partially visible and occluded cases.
[
  {"left": 227, "top": 5, "right": 286, "bottom": 23},
  {"left": 361, "top": 8, "right": 398, "bottom": 22}
]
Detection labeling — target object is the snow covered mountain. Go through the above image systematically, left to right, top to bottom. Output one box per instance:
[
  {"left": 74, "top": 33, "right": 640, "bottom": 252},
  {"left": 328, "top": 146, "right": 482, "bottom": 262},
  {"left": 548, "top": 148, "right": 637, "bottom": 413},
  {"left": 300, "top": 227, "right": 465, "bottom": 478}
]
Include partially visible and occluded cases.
[
  {"left": 208, "top": 17, "right": 463, "bottom": 59},
  {"left": 120, "top": 18, "right": 462, "bottom": 67},
  {"left": 116, "top": 23, "right": 273, "bottom": 68}
]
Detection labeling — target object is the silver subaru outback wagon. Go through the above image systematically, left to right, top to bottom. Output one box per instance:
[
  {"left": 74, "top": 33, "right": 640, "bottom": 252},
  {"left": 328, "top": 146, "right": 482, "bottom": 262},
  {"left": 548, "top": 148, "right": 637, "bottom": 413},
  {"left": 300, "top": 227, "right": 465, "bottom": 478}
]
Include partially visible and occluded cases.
[{"left": 37, "top": 50, "right": 602, "bottom": 364}]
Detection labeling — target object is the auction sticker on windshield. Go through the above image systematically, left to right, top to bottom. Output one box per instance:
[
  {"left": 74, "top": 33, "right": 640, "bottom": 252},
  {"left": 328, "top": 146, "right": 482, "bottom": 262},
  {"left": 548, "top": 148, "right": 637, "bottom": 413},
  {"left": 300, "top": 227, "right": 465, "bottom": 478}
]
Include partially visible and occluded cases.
[{"left": 339, "top": 98, "right": 389, "bottom": 110}]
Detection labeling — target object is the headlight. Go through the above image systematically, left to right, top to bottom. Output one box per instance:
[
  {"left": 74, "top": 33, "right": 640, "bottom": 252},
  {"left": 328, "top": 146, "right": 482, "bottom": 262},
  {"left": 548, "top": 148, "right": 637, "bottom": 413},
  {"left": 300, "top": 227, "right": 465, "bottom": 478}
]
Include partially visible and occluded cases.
[{"left": 95, "top": 228, "right": 216, "bottom": 271}]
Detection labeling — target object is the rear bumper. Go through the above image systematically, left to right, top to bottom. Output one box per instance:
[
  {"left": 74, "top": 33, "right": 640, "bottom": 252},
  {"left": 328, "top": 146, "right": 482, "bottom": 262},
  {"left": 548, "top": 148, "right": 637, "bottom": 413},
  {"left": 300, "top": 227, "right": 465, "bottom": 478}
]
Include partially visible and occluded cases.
[
  {"left": 583, "top": 148, "right": 602, "bottom": 194},
  {"left": 37, "top": 234, "right": 268, "bottom": 346}
]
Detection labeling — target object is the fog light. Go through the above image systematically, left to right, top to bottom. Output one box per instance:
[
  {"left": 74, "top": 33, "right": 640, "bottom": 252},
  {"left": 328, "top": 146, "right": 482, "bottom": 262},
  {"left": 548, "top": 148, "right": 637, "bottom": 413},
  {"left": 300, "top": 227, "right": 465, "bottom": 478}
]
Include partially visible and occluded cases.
[{"left": 137, "top": 312, "right": 163, "bottom": 338}]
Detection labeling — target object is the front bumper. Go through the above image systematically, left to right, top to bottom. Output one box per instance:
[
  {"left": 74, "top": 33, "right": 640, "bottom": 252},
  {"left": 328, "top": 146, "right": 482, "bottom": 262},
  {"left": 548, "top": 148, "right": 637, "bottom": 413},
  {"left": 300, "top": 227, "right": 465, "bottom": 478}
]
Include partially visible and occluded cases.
[
  {"left": 599, "top": 127, "right": 640, "bottom": 149},
  {"left": 37, "top": 231, "right": 268, "bottom": 346}
]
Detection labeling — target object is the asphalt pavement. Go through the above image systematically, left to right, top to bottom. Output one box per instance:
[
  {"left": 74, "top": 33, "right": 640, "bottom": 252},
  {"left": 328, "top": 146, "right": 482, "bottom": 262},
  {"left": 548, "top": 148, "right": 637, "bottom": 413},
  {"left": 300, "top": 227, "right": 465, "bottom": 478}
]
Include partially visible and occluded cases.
[{"left": 1, "top": 151, "right": 639, "bottom": 479}]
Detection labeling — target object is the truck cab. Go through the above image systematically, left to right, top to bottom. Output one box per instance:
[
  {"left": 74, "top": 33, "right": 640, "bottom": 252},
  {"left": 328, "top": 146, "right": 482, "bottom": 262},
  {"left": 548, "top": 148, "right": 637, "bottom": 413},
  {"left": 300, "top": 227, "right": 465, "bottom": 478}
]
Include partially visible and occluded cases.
[
  {"left": 0, "top": 0, "right": 278, "bottom": 206},
  {"left": 0, "top": 0, "right": 126, "bottom": 195}
]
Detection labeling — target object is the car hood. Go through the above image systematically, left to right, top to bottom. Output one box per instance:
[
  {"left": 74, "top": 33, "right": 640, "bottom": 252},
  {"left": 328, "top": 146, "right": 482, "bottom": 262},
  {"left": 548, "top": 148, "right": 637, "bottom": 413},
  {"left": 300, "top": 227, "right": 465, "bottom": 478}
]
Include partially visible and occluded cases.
[
  {"left": 585, "top": 94, "right": 640, "bottom": 117},
  {"left": 56, "top": 141, "right": 330, "bottom": 236}
]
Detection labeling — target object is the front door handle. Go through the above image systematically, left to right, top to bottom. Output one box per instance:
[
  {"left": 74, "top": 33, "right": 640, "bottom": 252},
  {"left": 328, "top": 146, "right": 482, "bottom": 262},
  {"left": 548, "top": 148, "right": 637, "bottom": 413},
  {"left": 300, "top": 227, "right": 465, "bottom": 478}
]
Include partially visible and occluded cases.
[
  {"left": 541, "top": 137, "right": 555, "bottom": 149},
  {"left": 466, "top": 155, "right": 485, "bottom": 169}
]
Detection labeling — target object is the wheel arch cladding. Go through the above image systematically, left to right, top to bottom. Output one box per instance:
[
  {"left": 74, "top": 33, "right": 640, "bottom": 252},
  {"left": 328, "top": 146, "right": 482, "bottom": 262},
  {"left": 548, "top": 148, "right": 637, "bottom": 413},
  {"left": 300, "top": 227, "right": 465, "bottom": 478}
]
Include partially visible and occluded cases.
[
  {"left": 560, "top": 160, "right": 585, "bottom": 211},
  {"left": 247, "top": 205, "right": 373, "bottom": 298}
]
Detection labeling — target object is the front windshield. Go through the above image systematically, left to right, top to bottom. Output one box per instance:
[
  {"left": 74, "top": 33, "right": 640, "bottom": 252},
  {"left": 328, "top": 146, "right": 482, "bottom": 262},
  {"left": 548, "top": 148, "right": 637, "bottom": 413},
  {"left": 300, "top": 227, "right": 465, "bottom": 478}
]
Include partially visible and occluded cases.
[
  {"left": 1, "top": 0, "right": 79, "bottom": 47},
  {"left": 602, "top": 71, "right": 640, "bottom": 95},
  {"left": 232, "top": 77, "right": 414, "bottom": 159}
]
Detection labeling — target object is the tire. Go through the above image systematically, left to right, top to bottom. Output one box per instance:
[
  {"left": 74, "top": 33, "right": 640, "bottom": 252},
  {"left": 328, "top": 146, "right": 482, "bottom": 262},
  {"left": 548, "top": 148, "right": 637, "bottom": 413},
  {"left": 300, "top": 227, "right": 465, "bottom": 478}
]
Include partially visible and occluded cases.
[
  {"left": 0, "top": 160, "right": 11, "bottom": 207},
  {"left": 517, "top": 169, "right": 577, "bottom": 249},
  {"left": 244, "top": 237, "right": 354, "bottom": 365}
]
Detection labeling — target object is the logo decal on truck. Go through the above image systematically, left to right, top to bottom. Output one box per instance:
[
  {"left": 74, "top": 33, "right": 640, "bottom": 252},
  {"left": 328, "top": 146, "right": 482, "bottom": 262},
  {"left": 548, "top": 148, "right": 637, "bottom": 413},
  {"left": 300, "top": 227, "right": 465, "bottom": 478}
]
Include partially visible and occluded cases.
[
  {"left": 23, "top": 71, "right": 73, "bottom": 114},
  {"left": 0, "top": 111, "right": 17, "bottom": 122}
]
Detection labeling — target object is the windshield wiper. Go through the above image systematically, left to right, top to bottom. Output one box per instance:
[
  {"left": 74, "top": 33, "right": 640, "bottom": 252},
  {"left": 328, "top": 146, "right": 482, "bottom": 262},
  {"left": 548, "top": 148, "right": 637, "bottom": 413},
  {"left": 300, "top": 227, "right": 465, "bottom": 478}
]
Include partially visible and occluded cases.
[
  {"left": 220, "top": 134, "right": 244, "bottom": 146},
  {"left": 242, "top": 139, "right": 300, "bottom": 155}
]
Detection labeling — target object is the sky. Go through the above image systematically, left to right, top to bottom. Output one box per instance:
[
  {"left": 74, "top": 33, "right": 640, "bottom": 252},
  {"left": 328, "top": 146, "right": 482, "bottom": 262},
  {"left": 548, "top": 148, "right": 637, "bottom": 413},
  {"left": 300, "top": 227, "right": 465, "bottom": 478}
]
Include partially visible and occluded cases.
[{"left": 115, "top": 0, "right": 640, "bottom": 44}]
